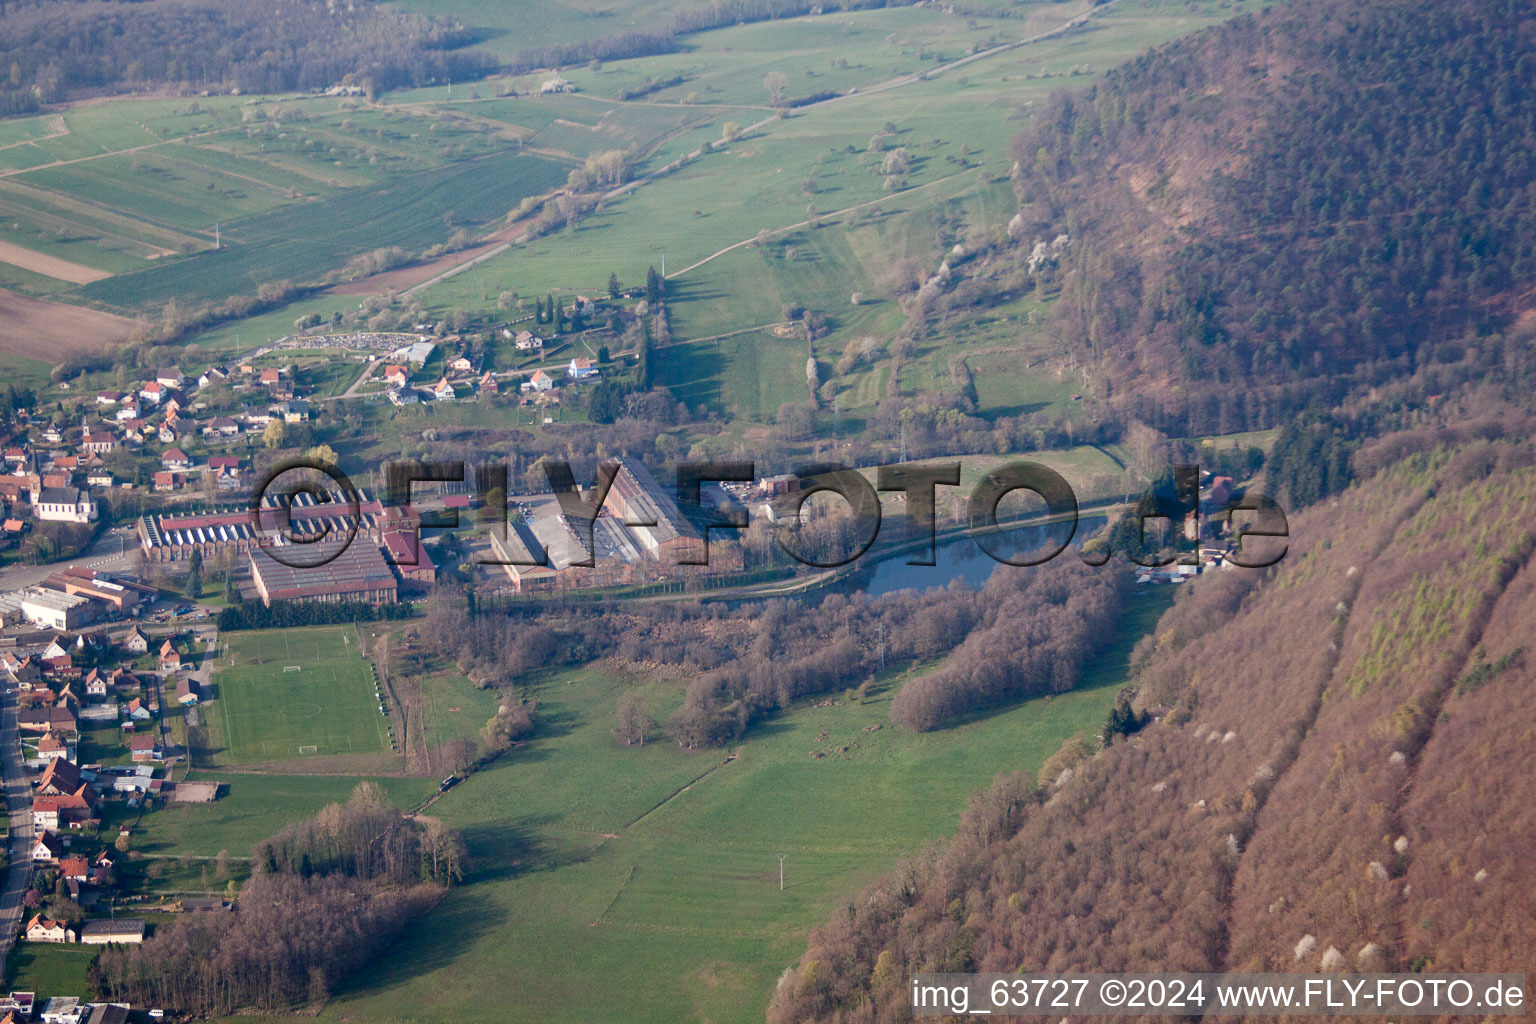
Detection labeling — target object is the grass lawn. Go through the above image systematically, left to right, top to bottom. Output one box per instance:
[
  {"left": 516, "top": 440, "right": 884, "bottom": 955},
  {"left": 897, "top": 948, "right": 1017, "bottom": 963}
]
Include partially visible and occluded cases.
[
  {"left": 265, "top": 588, "right": 1174, "bottom": 1024},
  {"left": 203, "top": 626, "right": 389, "bottom": 765},
  {"left": 134, "top": 771, "right": 439, "bottom": 858},
  {"left": 3, "top": 945, "right": 98, "bottom": 1001}
]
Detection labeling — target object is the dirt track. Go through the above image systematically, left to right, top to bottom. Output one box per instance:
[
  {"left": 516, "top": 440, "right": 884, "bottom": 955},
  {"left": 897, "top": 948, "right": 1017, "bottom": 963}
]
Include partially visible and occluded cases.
[{"left": 0, "top": 288, "right": 138, "bottom": 361}]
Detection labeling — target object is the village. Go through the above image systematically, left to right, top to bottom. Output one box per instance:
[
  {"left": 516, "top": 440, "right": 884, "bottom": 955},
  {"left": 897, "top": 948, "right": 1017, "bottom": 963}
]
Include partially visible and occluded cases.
[{"left": 0, "top": 582, "right": 228, "bottom": 1024}]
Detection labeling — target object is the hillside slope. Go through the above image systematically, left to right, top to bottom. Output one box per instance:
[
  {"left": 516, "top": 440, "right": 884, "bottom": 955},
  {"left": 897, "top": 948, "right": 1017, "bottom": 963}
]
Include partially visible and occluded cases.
[
  {"left": 1007, "top": 0, "right": 1536, "bottom": 434},
  {"left": 769, "top": 423, "right": 1536, "bottom": 1021}
]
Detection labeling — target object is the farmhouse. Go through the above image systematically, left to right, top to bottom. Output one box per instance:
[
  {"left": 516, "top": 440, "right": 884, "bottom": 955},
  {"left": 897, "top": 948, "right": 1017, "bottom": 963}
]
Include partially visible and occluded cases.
[
  {"left": 513, "top": 330, "right": 543, "bottom": 351},
  {"left": 37, "top": 756, "right": 83, "bottom": 796}
]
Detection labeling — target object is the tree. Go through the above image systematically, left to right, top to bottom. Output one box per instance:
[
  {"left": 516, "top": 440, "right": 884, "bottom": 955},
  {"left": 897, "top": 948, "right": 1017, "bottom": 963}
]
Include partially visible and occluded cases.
[
  {"left": 764, "top": 71, "right": 789, "bottom": 104},
  {"left": 721, "top": 121, "right": 741, "bottom": 143},
  {"left": 645, "top": 265, "right": 663, "bottom": 306},
  {"left": 607, "top": 272, "right": 621, "bottom": 299},
  {"left": 597, "top": 344, "right": 611, "bottom": 364},
  {"left": 262, "top": 419, "right": 287, "bottom": 449},
  {"left": 304, "top": 444, "right": 339, "bottom": 467},
  {"left": 186, "top": 549, "right": 203, "bottom": 600},
  {"left": 614, "top": 693, "right": 653, "bottom": 746},
  {"left": 115, "top": 833, "right": 131, "bottom": 854}
]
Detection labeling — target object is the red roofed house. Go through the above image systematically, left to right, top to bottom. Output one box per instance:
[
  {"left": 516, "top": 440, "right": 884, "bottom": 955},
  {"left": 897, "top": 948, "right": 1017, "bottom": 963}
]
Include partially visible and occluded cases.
[
  {"left": 382, "top": 365, "right": 409, "bottom": 387},
  {"left": 161, "top": 448, "right": 191, "bottom": 470},
  {"left": 128, "top": 733, "right": 159, "bottom": 762},
  {"left": 58, "top": 855, "right": 90, "bottom": 883},
  {"left": 25, "top": 914, "right": 70, "bottom": 944}
]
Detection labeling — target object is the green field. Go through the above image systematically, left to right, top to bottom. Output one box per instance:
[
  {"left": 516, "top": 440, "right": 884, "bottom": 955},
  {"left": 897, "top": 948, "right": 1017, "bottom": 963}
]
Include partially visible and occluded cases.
[
  {"left": 78, "top": 151, "right": 569, "bottom": 310},
  {"left": 204, "top": 590, "right": 1175, "bottom": 1024},
  {"left": 204, "top": 626, "right": 390, "bottom": 765},
  {"left": 136, "top": 772, "right": 440, "bottom": 858},
  {"left": 3, "top": 945, "right": 98, "bottom": 1000}
]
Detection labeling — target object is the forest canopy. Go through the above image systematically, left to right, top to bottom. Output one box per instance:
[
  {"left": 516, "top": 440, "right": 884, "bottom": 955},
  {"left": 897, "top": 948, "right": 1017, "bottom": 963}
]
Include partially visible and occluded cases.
[
  {"left": 0, "top": 0, "right": 491, "bottom": 113},
  {"left": 1009, "top": 0, "right": 1536, "bottom": 434}
]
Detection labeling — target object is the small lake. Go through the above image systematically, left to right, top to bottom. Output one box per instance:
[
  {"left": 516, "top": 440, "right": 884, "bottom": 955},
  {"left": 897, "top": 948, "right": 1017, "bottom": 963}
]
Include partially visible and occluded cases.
[{"left": 826, "top": 514, "right": 1104, "bottom": 599}]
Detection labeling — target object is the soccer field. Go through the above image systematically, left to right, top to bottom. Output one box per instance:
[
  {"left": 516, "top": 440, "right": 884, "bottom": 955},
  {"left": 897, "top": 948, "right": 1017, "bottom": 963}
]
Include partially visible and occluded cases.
[{"left": 207, "top": 626, "right": 390, "bottom": 766}]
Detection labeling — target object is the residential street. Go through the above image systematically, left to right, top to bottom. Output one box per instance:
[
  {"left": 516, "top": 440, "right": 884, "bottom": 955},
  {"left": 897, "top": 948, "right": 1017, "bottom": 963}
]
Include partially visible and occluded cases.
[{"left": 0, "top": 677, "right": 34, "bottom": 966}]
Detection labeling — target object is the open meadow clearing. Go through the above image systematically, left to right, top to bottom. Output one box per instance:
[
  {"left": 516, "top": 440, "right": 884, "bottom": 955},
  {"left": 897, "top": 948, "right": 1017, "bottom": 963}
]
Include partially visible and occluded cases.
[
  {"left": 197, "top": 589, "right": 1174, "bottom": 1024},
  {"left": 202, "top": 626, "right": 391, "bottom": 766}
]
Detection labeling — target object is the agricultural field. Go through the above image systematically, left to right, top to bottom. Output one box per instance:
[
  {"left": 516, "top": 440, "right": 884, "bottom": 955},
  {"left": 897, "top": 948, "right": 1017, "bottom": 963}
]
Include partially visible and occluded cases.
[
  {"left": 217, "top": 589, "right": 1172, "bottom": 1024},
  {"left": 200, "top": 626, "right": 392, "bottom": 766}
]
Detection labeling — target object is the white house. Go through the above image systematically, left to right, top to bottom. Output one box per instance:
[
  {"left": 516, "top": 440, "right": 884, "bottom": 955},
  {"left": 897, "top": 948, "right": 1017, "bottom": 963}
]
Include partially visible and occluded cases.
[
  {"left": 513, "top": 330, "right": 543, "bottom": 352},
  {"left": 566, "top": 357, "right": 597, "bottom": 381},
  {"left": 521, "top": 370, "right": 554, "bottom": 394}
]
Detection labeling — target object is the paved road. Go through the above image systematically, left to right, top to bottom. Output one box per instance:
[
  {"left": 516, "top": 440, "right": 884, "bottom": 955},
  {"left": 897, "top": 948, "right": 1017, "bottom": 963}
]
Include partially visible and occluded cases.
[
  {"left": 0, "top": 524, "right": 137, "bottom": 594},
  {"left": 0, "top": 678, "right": 35, "bottom": 967}
]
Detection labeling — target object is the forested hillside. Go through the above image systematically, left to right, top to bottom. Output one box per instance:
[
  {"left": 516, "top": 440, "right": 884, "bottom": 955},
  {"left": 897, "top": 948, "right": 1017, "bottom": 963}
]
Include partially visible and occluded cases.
[
  {"left": 0, "top": 0, "right": 489, "bottom": 113},
  {"left": 1008, "top": 0, "right": 1536, "bottom": 435},
  {"left": 770, "top": 419, "right": 1536, "bottom": 1022}
]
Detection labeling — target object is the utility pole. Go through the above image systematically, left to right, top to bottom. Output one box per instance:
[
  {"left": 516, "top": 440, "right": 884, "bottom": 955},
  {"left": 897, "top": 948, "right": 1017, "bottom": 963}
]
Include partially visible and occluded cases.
[{"left": 777, "top": 853, "right": 786, "bottom": 892}]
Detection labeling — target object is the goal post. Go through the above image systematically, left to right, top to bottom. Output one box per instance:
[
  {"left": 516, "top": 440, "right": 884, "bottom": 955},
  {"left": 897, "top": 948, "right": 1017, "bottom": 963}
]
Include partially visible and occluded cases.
[{"left": 283, "top": 665, "right": 302, "bottom": 673}]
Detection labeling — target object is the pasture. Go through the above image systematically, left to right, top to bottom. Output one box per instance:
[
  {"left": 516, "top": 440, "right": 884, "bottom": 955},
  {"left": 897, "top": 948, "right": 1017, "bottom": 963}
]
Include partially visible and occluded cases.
[
  {"left": 286, "top": 589, "right": 1172, "bottom": 1024},
  {"left": 203, "top": 626, "right": 390, "bottom": 766}
]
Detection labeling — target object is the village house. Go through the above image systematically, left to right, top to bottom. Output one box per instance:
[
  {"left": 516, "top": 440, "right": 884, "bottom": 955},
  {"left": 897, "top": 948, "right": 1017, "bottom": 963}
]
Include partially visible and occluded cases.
[
  {"left": 512, "top": 330, "right": 543, "bottom": 351},
  {"left": 448, "top": 354, "right": 474, "bottom": 374},
  {"left": 566, "top": 356, "right": 597, "bottom": 380},
  {"left": 382, "top": 365, "right": 410, "bottom": 388},
  {"left": 156, "top": 367, "right": 185, "bottom": 388},
  {"left": 521, "top": 370, "right": 554, "bottom": 394},
  {"left": 478, "top": 371, "right": 499, "bottom": 395},
  {"left": 430, "top": 377, "right": 457, "bottom": 401},
  {"left": 138, "top": 381, "right": 167, "bottom": 406},
  {"left": 95, "top": 391, "right": 123, "bottom": 406},
  {"left": 160, "top": 448, "right": 192, "bottom": 471},
  {"left": 123, "top": 626, "right": 149, "bottom": 654},
  {"left": 158, "top": 639, "right": 182, "bottom": 672},
  {"left": 175, "top": 676, "right": 199, "bottom": 705},
  {"left": 128, "top": 733, "right": 159, "bottom": 762},
  {"left": 32, "top": 830, "right": 62, "bottom": 863},
  {"left": 24, "top": 915, "right": 70, "bottom": 944}
]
